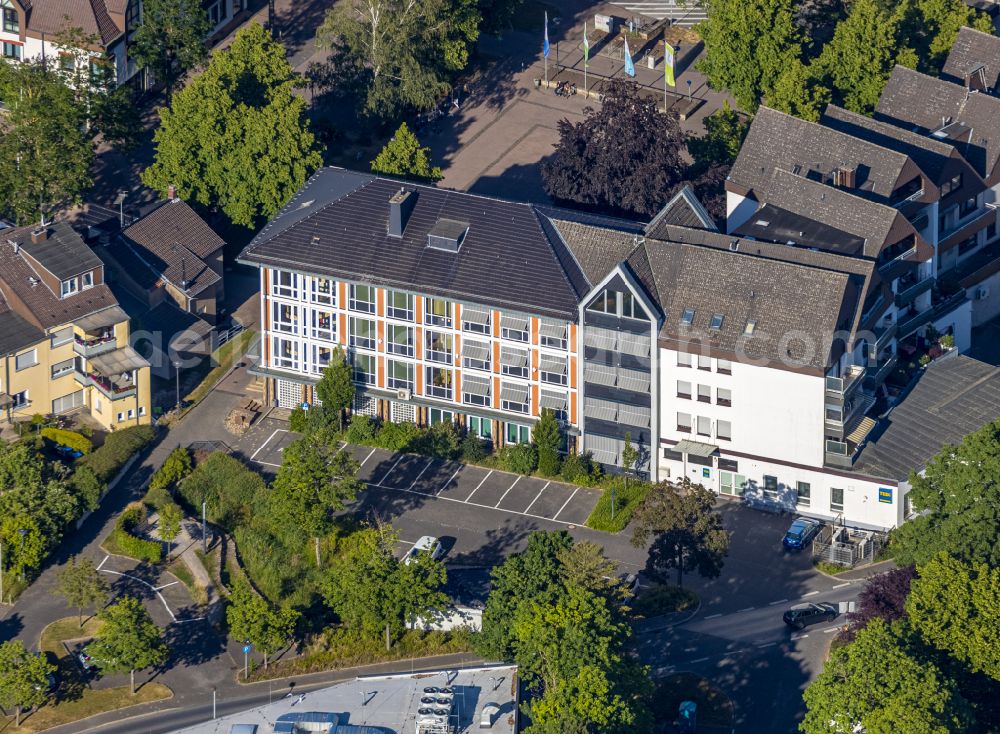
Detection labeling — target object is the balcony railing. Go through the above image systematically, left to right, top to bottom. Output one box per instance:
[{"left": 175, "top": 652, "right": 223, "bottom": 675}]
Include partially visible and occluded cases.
[
  {"left": 939, "top": 205, "right": 992, "bottom": 241},
  {"left": 894, "top": 275, "right": 934, "bottom": 307},
  {"left": 898, "top": 291, "right": 967, "bottom": 336},
  {"left": 874, "top": 321, "right": 897, "bottom": 350},
  {"left": 73, "top": 334, "right": 117, "bottom": 358},
  {"left": 425, "top": 347, "right": 453, "bottom": 364},
  {"left": 865, "top": 354, "right": 898, "bottom": 388},
  {"left": 825, "top": 365, "right": 865, "bottom": 399},
  {"left": 74, "top": 371, "right": 136, "bottom": 400},
  {"left": 426, "top": 384, "right": 453, "bottom": 400},
  {"left": 824, "top": 440, "right": 853, "bottom": 469}
]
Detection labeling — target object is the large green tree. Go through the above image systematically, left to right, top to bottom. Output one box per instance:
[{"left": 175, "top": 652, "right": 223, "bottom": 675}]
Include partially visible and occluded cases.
[
  {"left": 128, "top": 0, "right": 210, "bottom": 100},
  {"left": 317, "top": 0, "right": 480, "bottom": 117},
  {"left": 697, "top": 0, "right": 802, "bottom": 112},
  {"left": 815, "top": 0, "right": 917, "bottom": 114},
  {"left": 896, "top": 0, "right": 994, "bottom": 72},
  {"left": 143, "top": 22, "right": 322, "bottom": 227},
  {"left": 767, "top": 59, "right": 832, "bottom": 122},
  {"left": 0, "top": 61, "right": 93, "bottom": 225},
  {"left": 541, "top": 81, "right": 687, "bottom": 218},
  {"left": 687, "top": 102, "right": 750, "bottom": 173},
  {"left": 372, "top": 123, "right": 443, "bottom": 182},
  {"left": 315, "top": 348, "right": 357, "bottom": 431},
  {"left": 890, "top": 419, "right": 1000, "bottom": 568},
  {"left": 271, "top": 441, "right": 364, "bottom": 566},
  {"left": 631, "top": 480, "right": 730, "bottom": 587},
  {"left": 321, "top": 523, "right": 448, "bottom": 649},
  {"left": 478, "top": 531, "right": 651, "bottom": 734},
  {"left": 906, "top": 553, "right": 1000, "bottom": 681},
  {"left": 55, "top": 556, "right": 110, "bottom": 628},
  {"left": 226, "top": 579, "right": 299, "bottom": 669},
  {"left": 89, "top": 596, "right": 169, "bottom": 695},
  {"left": 801, "top": 618, "right": 972, "bottom": 734},
  {"left": 0, "top": 640, "right": 56, "bottom": 726}
]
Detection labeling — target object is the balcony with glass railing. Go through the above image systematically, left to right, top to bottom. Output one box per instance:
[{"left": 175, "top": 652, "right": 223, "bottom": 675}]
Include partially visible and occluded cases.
[{"left": 73, "top": 333, "right": 118, "bottom": 358}]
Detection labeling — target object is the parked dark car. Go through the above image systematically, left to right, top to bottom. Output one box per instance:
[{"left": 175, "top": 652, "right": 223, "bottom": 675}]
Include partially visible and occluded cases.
[
  {"left": 54, "top": 445, "right": 83, "bottom": 460},
  {"left": 782, "top": 517, "right": 822, "bottom": 550},
  {"left": 783, "top": 602, "right": 838, "bottom": 630}
]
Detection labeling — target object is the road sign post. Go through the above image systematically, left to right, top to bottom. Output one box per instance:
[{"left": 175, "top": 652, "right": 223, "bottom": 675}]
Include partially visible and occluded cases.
[{"left": 243, "top": 643, "right": 251, "bottom": 680}]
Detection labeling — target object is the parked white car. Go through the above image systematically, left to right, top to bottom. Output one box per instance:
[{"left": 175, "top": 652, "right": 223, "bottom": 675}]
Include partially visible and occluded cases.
[{"left": 404, "top": 536, "right": 444, "bottom": 565}]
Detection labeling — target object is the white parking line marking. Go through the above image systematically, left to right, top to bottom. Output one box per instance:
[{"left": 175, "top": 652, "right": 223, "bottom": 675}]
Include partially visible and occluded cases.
[
  {"left": 250, "top": 428, "right": 285, "bottom": 461},
  {"left": 359, "top": 447, "right": 377, "bottom": 468},
  {"left": 377, "top": 455, "right": 405, "bottom": 486},
  {"left": 408, "top": 459, "right": 435, "bottom": 491},
  {"left": 438, "top": 468, "right": 462, "bottom": 495},
  {"left": 465, "top": 470, "right": 493, "bottom": 502},
  {"left": 494, "top": 476, "right": 521, "bottom": 508},
  {"left": 366, "top": 482, "right": 580, "bottom": 526},
  {"left": 524, "top": 482, "right": 550, "bottom": 514},
  {"left": 552, "top": 487, "right": 579, "bottom": 520},
  {"left": 97, "top": 555, "right": 109, "bottom": 571},
  {"left": 100, "top": 570, "right": 177, "bottom": 622},
  {"left": 154, "top": 581, "right": 180, "bottom": 591},
  {"left": 832, "top": 582, "right": 851, "bottom": 589},
  {"left": 803, "top": 590, "right": 820, "bottom": 597},
  {"left": 769, "top": 599, "right": 788, "bottom": 606},
  {"left": 738, "top": 606, "right": 755, "bottom": 613},
  {"left": 704, "top": 613, "right": 722, "bottom": 620},
  {"left": 823, "top": 626, "right": 841, "bottom": 633},
  {"left": 792, "top": 633, "right": 809, "bottom": 640},
  {"left": 756, "top": 642, "right": 776, "bottom": 648},
  {"left": 689, "top": 657, "right": 709, "bottom": 664}
]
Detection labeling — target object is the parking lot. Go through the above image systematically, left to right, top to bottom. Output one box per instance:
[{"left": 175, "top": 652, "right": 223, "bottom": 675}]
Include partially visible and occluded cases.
[{"left": 250, "top": 426, "right": 601, "bottom": 527}]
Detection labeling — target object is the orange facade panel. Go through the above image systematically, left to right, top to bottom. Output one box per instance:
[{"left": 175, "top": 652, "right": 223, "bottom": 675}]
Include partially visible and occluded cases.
[
  {"left": 376, "top": 287, "right": 385, "bottom": 317},
  {"left": 531, "top": 317, "right": 539, "bottom": 345},
  {"left": 569, "top": 323, "right": 577, "bottom": 352},
  {"left": 415, "top": 327, "right": 423, "bottom": 360},
  {"left": 492, "top": 342, "right": 501, "bottom": 373},
  {"left": 569, "top": 355, "right": 577, "bottom": 389},
  {"left": 377, "top": 356, "right": 385, "bottom": 388},
  {"left": 493, "top": 376, "right": 501, "bottom": 409},
  {"left": 531, "top": 384, "right": 539, "bottom": 416}
]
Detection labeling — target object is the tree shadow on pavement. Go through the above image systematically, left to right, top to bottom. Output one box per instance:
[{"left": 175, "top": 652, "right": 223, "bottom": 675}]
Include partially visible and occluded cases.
[
  {"left": 0, "top": 612, "right": 23, "bottom": 643},
  {"left": 162, "top": 618, "right": 226, "bottom": 670}
]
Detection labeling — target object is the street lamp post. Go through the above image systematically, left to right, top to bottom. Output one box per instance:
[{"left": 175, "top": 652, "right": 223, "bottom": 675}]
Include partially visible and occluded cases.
[
  {"left": 174, "top": 361, "right": 182, "bottom": 412},
  {"left": 202, "top": 500, "right": 208, "bottom": 554},
  {"left": 18, "top": 528, "right": 27, "bottom": 581},
  {"left": 212, "top": 688, "right": 217, "bottom": 720}
]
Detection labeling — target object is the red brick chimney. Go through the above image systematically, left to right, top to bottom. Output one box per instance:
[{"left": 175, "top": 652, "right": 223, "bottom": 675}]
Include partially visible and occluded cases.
[{"left": 168, "top": 184, "right": 177, "bottom": 201}]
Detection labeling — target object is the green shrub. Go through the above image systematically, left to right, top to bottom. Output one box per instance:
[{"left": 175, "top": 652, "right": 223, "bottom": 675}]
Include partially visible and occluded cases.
[
  {"left": 940, "top": 334, "right": 955, "bottom": 349},
  {"left": 289, "top": 407, "right": 308, "bottom": 433},
  {"left": 533, "top": 409, "right": 562, "bottom": 477},
  {"left": 346, "top": 415, "right": 378, "bottom": 445},
  {"left": 375, "top": 421, "right": 423, "bottom": 452},
  {"left": 417, "top": 421, "right": 462, "bottom": 459},
  {"left": 80, "top": 425, "right": 156, "bottom": 482},
  {"left": 40, "top": 427, "right": 92, "bottom": 454},
  {"left": 460, "top": 433, "right": 488, "bottom": 463},
  {"left": 501, "top": 443, "right": 537, "bottom": 475},
  {"left": 150, "top": 446, "right": 192, "bottom": 491},
  {"left": 560, "top": 450, "right": 594, "bottom": 483},
  {"left": 177, "top": 452, "right": 267, "bottom": 531},
  {"left": 70, "top": 465, "right": 103, "bottom": 511},
  {"left": 585, "top": 477, "right": 652, "bottom": 533},
  {"left": 144, "top": 484, "right": 173, "bottom": 512},
  {"left": 114, "top": 503, "right": 162, "bottom": 562},
  {"left": 630, "top": 584, "right": 699, "bottom": 618}
]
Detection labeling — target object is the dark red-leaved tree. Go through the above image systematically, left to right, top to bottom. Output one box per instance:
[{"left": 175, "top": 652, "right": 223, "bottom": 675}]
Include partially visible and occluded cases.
[
  {"left": 540, "top": 80, "right": 687, "bottom": 219},
  {"left": 842, "top": 565, "right": 917, "bottom": 641}
]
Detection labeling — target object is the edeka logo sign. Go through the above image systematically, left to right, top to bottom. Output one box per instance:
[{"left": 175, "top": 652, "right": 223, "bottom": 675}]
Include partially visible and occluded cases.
[
  {"left": 702, "top": 467, "right": 711, "bottom": 478},
  {"left": 878, "top": 487, "right": 893, "bottom": 504}
]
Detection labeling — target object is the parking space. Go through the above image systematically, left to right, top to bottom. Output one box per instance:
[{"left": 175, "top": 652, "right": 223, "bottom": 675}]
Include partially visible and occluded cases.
[{"left": 245, "top": 422, "right": 601, "bottom": 528}]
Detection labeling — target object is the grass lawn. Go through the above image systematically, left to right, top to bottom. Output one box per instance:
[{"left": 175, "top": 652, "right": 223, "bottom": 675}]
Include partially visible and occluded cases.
[
  {"left": 585, "top": 479, "right": 652, "bottom": 533},
  {"left": 814, "top": 560, "right": 852, "bottom": 576},
  {"left": 631, "top": 584, "right": 699, "bottom": 619},
  {"left": 4, "top": 617, "right": 173, "bottom": 734},
  {"left": 651, "top": 673, "right": 735, "bottom": 729}
]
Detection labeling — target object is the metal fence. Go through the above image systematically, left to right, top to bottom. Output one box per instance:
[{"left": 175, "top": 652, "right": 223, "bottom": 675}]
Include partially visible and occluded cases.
[{"left": 812, "top": 523, "right": 887, "bottom": 567}]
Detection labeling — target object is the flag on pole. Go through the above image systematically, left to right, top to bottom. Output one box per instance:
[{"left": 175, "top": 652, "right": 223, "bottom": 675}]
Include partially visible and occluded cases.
[
  {"left": 543, "top": 12, "right": 550, "bottom": 58},
  {"left": 583, "top": 24, "right": 589, "bottom": 67},
  {"left": 623, "top": 35, "right": 635, "bottom": 77},
  {"left": 664, "top": 42, "right": 675, "bottom": 87}
]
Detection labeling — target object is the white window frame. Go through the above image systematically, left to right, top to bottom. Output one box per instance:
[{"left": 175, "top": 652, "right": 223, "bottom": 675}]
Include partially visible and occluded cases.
[{"left": 15, "top": 349, "right": 37, "bottom": 371}]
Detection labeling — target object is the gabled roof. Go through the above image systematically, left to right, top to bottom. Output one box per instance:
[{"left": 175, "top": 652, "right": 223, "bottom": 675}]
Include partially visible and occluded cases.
[
  {"left": 24, "top": 0, "right": 123, "bottom": 45},
  {"left": 942, "top": 26, "right": 1000, "bottom": 92},
  {"left": 875, "top": 65, "right": 1000, "bottom": 181},
  {"left": 821, "top": 105, "right": 968, "bottom": 186},
  {"left": 729, "top": 107, "right": 912, "bottom": 201},
  {"left": 240, "top": 168, "right": 585, "bottom": 319},
  {"left": 753, "top": 169, "right": 904, "bottom": 257},
  {"left": 645, "top": 185, "right": 718, "bottom": 236},
  {"left": 123, "top": 199, "right": 225, "bottom": 261},
  {"left": 8, "top": 222, "right": 103, "bottom": 281},
  {"left": 0, "top": 298, "right": 44, "bottom": 355},
  {"left": 854, "top": 354, "right": 1000, "bottom": 480}
]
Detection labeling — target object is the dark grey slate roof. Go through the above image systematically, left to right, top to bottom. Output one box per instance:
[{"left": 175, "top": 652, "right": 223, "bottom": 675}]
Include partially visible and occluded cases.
[
  {"left": 942, "top": 27, "right": 1000, "bottom": 92},
  {"left": 875, "top": 65, "right": 1000, "bottom": 180},
  {"left": 821, "top": 105, "right": 962, "bottom": 185},
  {"left": 730, "top": 107, "right": 911, "bottom": 200},
  {"left": 240, "top": 168, "right": 584, "bottom": 319},
  {"left": 758, "top": 169, "right": 901, "bottom": 256},
  {"left": 645, "top": 186, "right": 718, "bottom": 236},
  {"left": 123, "top": 199, "right": 225, "bottom": 260},
  {"left": 544, "top": 219, "right": 640, "bottom": 286},
  {"left": 11, "top": 222, "right": 103, "bottom": 280},
  {"left": 639, "top": 238, "right": 857, "bottom": 372},
  {"left": 0, "top": 302, "right": 44, "bottom": 355},
  {"left": 854, "top": 354, "right": 1000, "bottom": 480}
]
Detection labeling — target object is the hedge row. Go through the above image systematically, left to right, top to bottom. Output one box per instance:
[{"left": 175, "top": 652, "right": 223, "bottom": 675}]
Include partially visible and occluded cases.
[
  {"left": 79, "top": 425, "right": 156, "bottom": 482},
  {"left": 39, "top": 427, "right": 92, "bottom": 454},
  {"left": 114, "top": 503, "right": 162, "bottom": 563}
]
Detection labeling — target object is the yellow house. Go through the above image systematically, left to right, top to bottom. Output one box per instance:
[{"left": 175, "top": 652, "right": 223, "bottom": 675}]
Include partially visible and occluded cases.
[{"left": 0, "top": 222, "right": 151, "bottom": 430}]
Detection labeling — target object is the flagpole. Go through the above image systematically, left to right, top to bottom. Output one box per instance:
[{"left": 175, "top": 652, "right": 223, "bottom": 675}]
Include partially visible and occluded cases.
[
  {"left": 544, "top": 12, "right": 549, "bottom": 86},
  {"left": 583, "top": 22, "right": 588, "bottom": 98},
  {"left": 663, "top": 35, "right": 667, "bottom": 113}
]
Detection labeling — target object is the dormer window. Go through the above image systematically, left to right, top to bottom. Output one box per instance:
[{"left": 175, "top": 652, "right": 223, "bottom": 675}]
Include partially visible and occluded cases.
[
  {"left": 1, "top": 0, "right": 18, "bottom": 33},
  {"left": 81, "top": 271, "right": 94, "bottom": 290},
  {"left": 60, "top": 278, "right": 78, "bottom": 298},
  {"left": 681, "top": 308, "right": 695, "bottom": 325},
  {"left": 710, "top": 313, "right": 724, "bottom": 330}
]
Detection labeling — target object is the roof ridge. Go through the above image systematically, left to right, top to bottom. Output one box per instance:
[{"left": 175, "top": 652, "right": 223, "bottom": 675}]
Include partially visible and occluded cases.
[
  {"left": 822, "top": 104, "right": 960, "bottom": 156},
  {"left": 770, "top": 167, "right": 901, "bottom": 218},
  {"left": 529, "top": 208, "right": 591, "bottom": 297}
]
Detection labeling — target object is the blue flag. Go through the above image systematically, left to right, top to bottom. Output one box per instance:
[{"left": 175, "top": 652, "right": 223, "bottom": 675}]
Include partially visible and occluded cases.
[
  {"left": 543, "top": 12, "right": 550, "bottom": 58},
  {"left": 623, "top": 36, "right": 635, "bottom": 76}
]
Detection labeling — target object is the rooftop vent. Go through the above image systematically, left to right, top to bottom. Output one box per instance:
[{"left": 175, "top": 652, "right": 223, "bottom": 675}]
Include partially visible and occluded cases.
[
  {"left": 833, "top": 166, "right": 856, "bottom": 189},
  {"left": 388, "top": 188, "right": 416, "bottom": 238},
  {"left": 427, "top": 218, "right": 469, "bottom": 253},
  {"left": 31, "top": 226, "right": 48, "bottom": 244}
]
